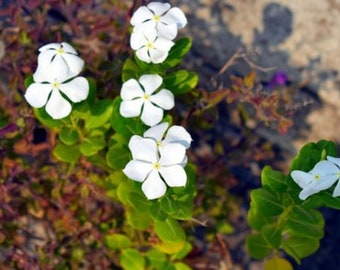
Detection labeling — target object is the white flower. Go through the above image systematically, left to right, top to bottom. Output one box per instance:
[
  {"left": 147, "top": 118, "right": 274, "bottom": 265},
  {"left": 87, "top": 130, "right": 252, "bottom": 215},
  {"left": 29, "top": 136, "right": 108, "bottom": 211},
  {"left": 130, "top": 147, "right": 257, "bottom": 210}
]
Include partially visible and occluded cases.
[
  {"left": 131, "top": 2, "right": 187, "bottom": 40},
  {"left": 130, "top": 28, "right": 174, "bottom": 64},
  {"left": 33, "top": 42, "right": 84, "bottom": 82},
  {"left": 25, "top": 71, "right": 89, "bottom": 119},
  {"left": 119, "top": 74, "right": 174, "bottom": 126},
  {"left": 143, "top": 122, "right": 192, "bottom": 165},
  {"left": 123, "top": 135, "right": 187, "bottom": 200},
  {"left": 326, "top": 156, "right": 340, "bottom": 197},
  {"left": 291, "top": 160, "right": 340, "bottom": 200}
]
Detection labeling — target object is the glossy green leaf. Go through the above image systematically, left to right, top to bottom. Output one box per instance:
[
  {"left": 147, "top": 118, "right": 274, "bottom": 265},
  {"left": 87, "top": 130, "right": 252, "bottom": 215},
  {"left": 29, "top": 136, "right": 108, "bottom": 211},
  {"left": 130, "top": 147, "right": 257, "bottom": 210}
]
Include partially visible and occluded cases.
[
  {"left": 161, "top": 38, "right": 192, "bottom": 69},
  {"left": 122, "top": 58, "right": 139, "bottom": 82},
  {"left": 163, "top": 70, "right": 198, "bottom": 95},
  {"left": 111, "top": 97, "right": 146, "bottom": 137},
  {"left": 85, "top": 99, "right": 113, "bottom": 130},
  {"left": 34, "top": 108, "right": 64, "bottom": 129},
  {"left": 59, "top": 127, "right": 79, "bottom": 145},
  {"left": 79, "top": 137, "right": 106, "bottom": 156},
  {"left": 53, "top": 143, "right": 80, "bottom": 163},
  {"left": 106, "top": 144, "right": 130, "bottom": 170},
  {"left": 261, "top": 166, "right": 287, "bottom": 192},
  {"left": 117, "top": 180, "right": 141, "bottom": 205},
  {"left": 250, "top": 187, "right": 284, "bottom": 217},
  {"left": 126, "top": 192, "right": 150, "bottom": 211},
  {"left": 320, "top": 192, "right": 340, "bottom": 209},
  {"left": 150, "top": 202, "right": 168, "bottom": 221},
  {"left": 247, "top": 203, "right": 275, "bottom": 230},
  {"left": 285, "top": 207, "right": 324, "bottom": 239},
  {"left": 126, "top": 208, "right": 152, "bottom": 230},
  {"left": 154, "top": 217, "right": 186, "bottom": 242},
  {"left": 262, "top": 224, "right": 282, "bottom": 249},
  {"left": 105, "top": 233, "right": 131, "bottom": 250},
  {"left": 246, "top": 233, "right": 271, "bottom": 259},
  {"left": 281, "top": 233, "right": 320, "bottom": 263},
  {"left": 171, "top": 242, "right": 192, "bottom": 260},
  {"left": 120, "top": 248, "right": 145, "bottom": 270},
  {"left": 145, "top": 249, "right": 167, "bottom": 270},
  {"left": 264, "top": 257, "right": 293, "bottom": 270},
  {"left": 174, "top": 262, "right": 192, "bottom": 270}
]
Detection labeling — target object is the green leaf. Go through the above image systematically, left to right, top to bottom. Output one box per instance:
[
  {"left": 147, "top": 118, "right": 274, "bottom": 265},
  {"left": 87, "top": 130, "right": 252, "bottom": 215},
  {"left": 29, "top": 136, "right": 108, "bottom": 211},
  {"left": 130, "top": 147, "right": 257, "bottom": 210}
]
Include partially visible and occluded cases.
[
  {"left": 161, "top": 38, "right": 192, "bottom": 69},
  {"left": 122, "top": 58, "right": 139, "bottom": 82},
  {"left": 163, "top": 70, "right": 198, "bottom": 95},
  {"left": 24, "top": 75, "right": 34, "bottom": 87},
  {"left": 111, "top": 97, "right": 146, "bottom": 137},
  {"left": 85, "top": 99, "right": 113, "bottom": 130},
  {"left": 34, "top": 108, "right": 64, "bottom": 129},
  {"left": 59, "top": 127, "right": 79, "bottom": 145},
  {"left": 79, "top": 137, "right": 106, "bottom": 156},
  {"left": 53, "top": 143, "right": 81, "bottom": 163},
  {"left": 106, "top": 144, "right": 130, "bottom": 170},
  {"left": 261, "top": 166, "right": 287, "bottom": 192},
  {"left": 117, "top": 180, "right": 141, "bottom": 205},
  {"left": 250, "top": 187, "right": 284, "bottom": 217},
  {"left": 126, "top": 192, "right": 150, "bottom": 211},
  {"left": 320, "top": 192, "right": 340, "bottom": 209},
  {"left": 161, "top": 197, "right": 179, "bottom": 215},
  {"left": 150, "top": 202, "right": 168, "bottom": 221},
  {"left": 247, "top": 203, "right": 275, "bottom": 230},
  {"left": 285, "top": 207, "right": 324, "bottom": 239},
  {"left": 126, "top": 208, "right": 152, "bottom": 230},
  {"left": 154, "top": 217, "right": 186, "bottom": 242},
  {"left": 262, "top": 224, "right": 282, "bottom": 249},
  {"left": 105, "top": 233, "right": 131, "bottom": 250},
  {"left": 246, "top": 233, "right": 271, "bottom": 259},
  {"left": 281, "top": 233, "right": 320, "bottom": 263},
  {"left": 171, "top": 242, "right": 192, "bottom": 260},
  {"left": 120, "top": 248, "right": 145, "bottom": 270},
  {"left": 145, "top": 249, "right": 167, "bottom": 270},
  {"left": 264, "top": 257, "right": 293, "bottom": 270},
  {"left": 174, "top": 262, "right": 192, "bottom": 270}
]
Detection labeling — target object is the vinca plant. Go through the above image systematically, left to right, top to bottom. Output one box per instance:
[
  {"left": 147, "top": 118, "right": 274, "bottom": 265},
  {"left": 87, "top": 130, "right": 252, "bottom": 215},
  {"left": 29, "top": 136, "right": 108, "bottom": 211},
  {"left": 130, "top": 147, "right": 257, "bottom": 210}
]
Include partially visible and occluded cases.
[{"left": 1, "top": 1, "right": 340, "bottom": 269}]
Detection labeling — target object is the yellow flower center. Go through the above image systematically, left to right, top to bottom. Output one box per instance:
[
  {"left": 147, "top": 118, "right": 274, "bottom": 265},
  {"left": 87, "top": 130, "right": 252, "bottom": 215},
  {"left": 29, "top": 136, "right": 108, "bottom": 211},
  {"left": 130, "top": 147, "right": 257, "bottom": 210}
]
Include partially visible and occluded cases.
[
  {"left": 153, "top": 15, "right": 160, "bottom": 22},
  {"left": 146, "top": 41, "right": 154, "bottom": 49},
  {"left": 56, "top": 47, "right": 64, "bottom": 54},
  {"left": 51, "top": 80, "right": 60, "bottom": 89},
  {"left": 143, "top": 93, "right": 150, "bottom": 101},
  {"left": 156, "top": 141, "right": 162, "bottom": 148},
  {"left": 153, "top": 162, "right": 161, "bottom": 170},
  {"left": 314, "top": 174, "right": 320, "bottom": 181}
]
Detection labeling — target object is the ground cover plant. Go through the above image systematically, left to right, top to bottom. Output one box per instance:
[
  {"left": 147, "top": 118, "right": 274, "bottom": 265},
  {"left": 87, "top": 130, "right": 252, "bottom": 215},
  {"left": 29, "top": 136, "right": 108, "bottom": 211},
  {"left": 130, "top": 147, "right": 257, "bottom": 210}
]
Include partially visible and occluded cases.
[{"left": 1, "top": 1, "right": 340, "bottom": 269}]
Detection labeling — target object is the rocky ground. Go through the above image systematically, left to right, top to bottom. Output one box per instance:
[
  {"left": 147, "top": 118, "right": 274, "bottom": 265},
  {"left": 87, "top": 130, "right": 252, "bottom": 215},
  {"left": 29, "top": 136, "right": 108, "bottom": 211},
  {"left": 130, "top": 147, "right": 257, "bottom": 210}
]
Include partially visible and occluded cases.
[{"left": 169, "top": 0, "right": 340, "bottom": 269}]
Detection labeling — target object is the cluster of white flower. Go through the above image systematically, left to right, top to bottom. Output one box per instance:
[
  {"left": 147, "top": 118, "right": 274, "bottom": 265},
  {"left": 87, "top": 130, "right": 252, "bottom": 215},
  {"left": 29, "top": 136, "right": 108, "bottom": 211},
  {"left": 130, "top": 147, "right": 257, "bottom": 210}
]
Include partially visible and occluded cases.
[
  {"left": 121, "top": 2, "right": 192, "bottom": 200},
  {"left": 130, "top": 2, "right": 187, "bottom": 64},
  {"left": 25, "top": 42, "right": 89, "bottom": 119},
  {"left": 291, "top": 156, "right": 340, "bottom": 200}
]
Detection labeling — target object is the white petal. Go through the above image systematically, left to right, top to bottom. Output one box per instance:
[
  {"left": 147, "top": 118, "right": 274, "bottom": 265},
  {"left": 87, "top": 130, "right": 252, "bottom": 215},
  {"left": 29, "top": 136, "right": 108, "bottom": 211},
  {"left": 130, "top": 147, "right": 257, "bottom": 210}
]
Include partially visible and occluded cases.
[
  {"left": 147, "top": 2, "right": 171, "bottom": 15},
  {"left": 130, "top": 6, "right": 154, "bottom": 25},
  {"left": 161, "top": 7, "right": 187, "bottom": 29},
  {"left": 133, "top": 20, "right": 157, "bottom": 35},
  {"left": 156, "top": 23, "right": 178, "bottom": 40},
  {"left": 130, "top": 32, "right": 147, "bottom": 50},
  {"left": 153, "top": 37, "right": 174, "bottom": 51},
  {"left": 61, "top": 42, "right": 77, "bottom": 54},
  {"left": 38, "top": 43, "right": 59, "bottom": 52},
  {"left": 136, "top": 47, "right": 151, "bottom": 63},
  {"left": 149, "top": 48, "right": 169, "bottom": 64},
  {"left": 37, "top": 49, "right": 56, "bottom": 67},
  {"left": 62, "top": 53, "right": 84, "bottom": 76},
  {"left": 50, "top": 54, "right": 73, "bottom": 81},
  {"left": 33, "top": 65, "right": 53, "bottom": 83},
  {"left": 139, "top": 74, "right": 162, "bottom": 95},
  {"left": 59, "top": 77, "right": 89, "bottom": 103},
  {"left": 121, "top": 78, "right": 144, "bottom": 100},
  {"left": 24, "top": 83, "right": 52, "bottom": 108},
  {"left": 149, "top": 89, "right": 174, "bottom": 110},
  {"left": 45, "top": 90, "right": 71, "bottom": 119},
  {"left": 119, "top": 99, "right": 144, "bottom": 118},
  {"left": 141, "top": 101, "right": 163, "bottom": 126},
  {"left": 144, "top": 122, "right": 169, "bottom": 141},
  {"left": 164, "top": 125, "right": 192, "bottom": 148},
  {"left": 129, "top": 136, "right": 158, "bottom": 163},
  {"left": 159, "top": 143, "right": 186, "bottom": 166},
  {"left": 327, "top": 156, "right": 340, "bottom": 168},
  {"left": 123, "top": 160, "right": 153, "bottom": 182},
  {"left": 310, "top": 160, "right": 339, "bottom": 175},
  {"left": 159, "top": 165, "right": 187, "bottom": 187},
  {"left": 142, "top": 170, "right": 167, "bottom": 200},
  {"left": 291, "top": 171, "right": 313, "bottom": 188},
  {"left": 299, "top": 175, "right": 339, "bottom": 200},
  {"left": 332, "top": 180, "right": 340, "bottom": 197}
]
